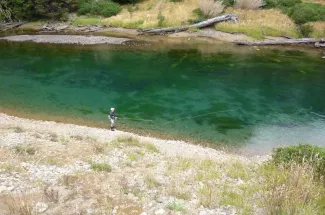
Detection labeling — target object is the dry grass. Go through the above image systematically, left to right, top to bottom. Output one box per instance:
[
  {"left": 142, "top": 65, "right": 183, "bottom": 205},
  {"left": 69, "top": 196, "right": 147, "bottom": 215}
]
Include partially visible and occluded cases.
[
  {"left": 104, "top": 0, "right": 198, "bottom": 28},
  {"left": 199, "top": 0, "right": 225, "bottom": 17},
  {"left": 234, "top": 0, "right": 264, "bottom": 9},
  {"left": 303, "top": 0, "right": 325, "bottom": 5},
  {"left": 215, "top": 8, "right": 299, "bottom": 39},
  {"left": 309, "top": 21, "right": 325, "bottom": 38},
  {"left": 260, "top": 163, "right": 325, "bottom": 215},
  {"left": 3, "top": 193, "right": 34, "bottom": 215}
]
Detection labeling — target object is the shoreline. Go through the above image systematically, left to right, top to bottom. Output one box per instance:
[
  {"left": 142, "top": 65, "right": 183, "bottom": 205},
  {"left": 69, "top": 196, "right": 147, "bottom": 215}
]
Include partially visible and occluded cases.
[
  {"left": 1, "top": 22, "right": 324, "bottom": 52},
  {"left": 0, "top": 34, "right": 131, "bottom": 45},
  {"left": 0, "top": 112, "right": 268, "bottom": 160},
  {"left": 0, "top": 112, "right": 270, "bottom": 214}
]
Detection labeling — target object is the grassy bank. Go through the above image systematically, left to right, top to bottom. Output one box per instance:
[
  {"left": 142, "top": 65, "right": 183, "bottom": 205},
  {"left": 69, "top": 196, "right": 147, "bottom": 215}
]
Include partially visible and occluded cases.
[{"left": 1, "top": 114, "right": 325, "bottom": 214}]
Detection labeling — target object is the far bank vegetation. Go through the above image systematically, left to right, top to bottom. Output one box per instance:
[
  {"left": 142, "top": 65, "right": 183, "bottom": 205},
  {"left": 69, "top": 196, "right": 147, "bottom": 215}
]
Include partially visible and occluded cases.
[{"left": 1, "top": 0, "right": 325, "bottom": 39}]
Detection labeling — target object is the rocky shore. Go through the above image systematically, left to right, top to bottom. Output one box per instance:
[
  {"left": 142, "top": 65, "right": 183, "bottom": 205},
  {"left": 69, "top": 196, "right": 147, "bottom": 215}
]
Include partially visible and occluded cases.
[
  {"left": 0, "top": 35, "right": 131, "bottom": 45},
  {"left": 0, "top": 113, "right": 268, "bottom": 214}
]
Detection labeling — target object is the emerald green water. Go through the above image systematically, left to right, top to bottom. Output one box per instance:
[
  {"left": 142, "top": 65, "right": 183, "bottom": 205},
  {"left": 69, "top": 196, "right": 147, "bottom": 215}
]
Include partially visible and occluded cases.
[{"left": 1, "top": 41, "right": 325, "bottom": 152}]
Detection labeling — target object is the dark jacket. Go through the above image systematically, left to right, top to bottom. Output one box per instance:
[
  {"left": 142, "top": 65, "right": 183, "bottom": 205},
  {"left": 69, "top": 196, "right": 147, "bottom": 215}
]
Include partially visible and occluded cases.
[{"left": 109, "top": 111, "right": 116, "bottom": 120}]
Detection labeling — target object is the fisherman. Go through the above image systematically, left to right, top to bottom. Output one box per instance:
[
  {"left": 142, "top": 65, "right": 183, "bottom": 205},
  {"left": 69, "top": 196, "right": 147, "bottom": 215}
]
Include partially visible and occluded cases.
[{"left": 109, "top": 107, "right": 117, "bottom": 131}]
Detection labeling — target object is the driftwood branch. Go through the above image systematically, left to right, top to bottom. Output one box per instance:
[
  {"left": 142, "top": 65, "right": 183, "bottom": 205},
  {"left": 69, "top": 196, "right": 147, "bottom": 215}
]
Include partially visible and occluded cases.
[
  {"left": 139, "top": 14, "right": 238, "bottom": 35},
  {"left": 0, "top": 22, "right": 25, "bottom": 32},
  {"left": 234, "top": 38, "right": 325, "bottom": 48},
  {"left": 315, "top": 42, "right": 325, "bottom": 48}
]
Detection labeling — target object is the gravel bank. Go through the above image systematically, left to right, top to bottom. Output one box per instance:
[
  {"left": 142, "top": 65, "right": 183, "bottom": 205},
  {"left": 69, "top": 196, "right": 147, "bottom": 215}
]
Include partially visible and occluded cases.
[
  {"left": 0, "top": 35, "right": 131, "bottom": 45},
  {"left": 0, "top": 113, "right": 269, "bottom": 215}
]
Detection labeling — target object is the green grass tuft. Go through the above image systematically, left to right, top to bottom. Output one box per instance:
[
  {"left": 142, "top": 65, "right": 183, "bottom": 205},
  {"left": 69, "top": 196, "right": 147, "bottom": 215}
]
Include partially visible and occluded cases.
[{"left": 91, "top": 162, "right": 112, "bottom": 172}]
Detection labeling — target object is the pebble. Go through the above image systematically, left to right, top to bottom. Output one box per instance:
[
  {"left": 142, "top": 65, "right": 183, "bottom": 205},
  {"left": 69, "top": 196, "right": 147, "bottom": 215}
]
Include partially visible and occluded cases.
[
  {"left": 33, "top": 202, "right": 48, "bottom": 213},
  {"left": 155, "top": 208, "right": 166, "bottom": 215}
]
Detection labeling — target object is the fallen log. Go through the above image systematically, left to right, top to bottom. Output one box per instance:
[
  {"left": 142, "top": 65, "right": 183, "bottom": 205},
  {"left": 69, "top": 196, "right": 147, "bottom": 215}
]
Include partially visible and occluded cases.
[
  {"left": 138, "top": 14, "right": 238, "bottom": 35},
  {"left": 0, "top": 22, "right": 24, "bottom": 32},
  {"left": 234, "top": 38, "right": 324, "bottom": 46},
  {"left": 315, "top": 42, "right": 325, "bottom": 48}
]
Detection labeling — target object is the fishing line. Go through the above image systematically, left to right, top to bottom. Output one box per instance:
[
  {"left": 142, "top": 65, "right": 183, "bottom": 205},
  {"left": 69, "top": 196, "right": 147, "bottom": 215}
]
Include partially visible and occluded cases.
[
  {"left": 117, "top": 109, "right": 236, "bottom": 127},
  {"left": 159, "top": 110, "right": 236, "bottom": 126},
  {"left": 118, "top": 117, "right": 153, "bottom": 122}
]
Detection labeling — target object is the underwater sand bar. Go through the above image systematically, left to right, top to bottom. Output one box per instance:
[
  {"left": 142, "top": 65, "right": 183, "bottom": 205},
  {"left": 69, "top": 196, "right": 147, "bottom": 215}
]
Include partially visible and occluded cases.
[{"left": 0, "top": 35, "right": 131, "bottom": 45}]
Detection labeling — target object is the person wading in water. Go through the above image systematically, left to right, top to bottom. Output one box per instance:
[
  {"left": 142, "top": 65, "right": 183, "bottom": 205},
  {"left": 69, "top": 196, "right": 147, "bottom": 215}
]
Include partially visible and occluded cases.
[{"left": 109, "top": 108, "right": 117, "bottom": 131}]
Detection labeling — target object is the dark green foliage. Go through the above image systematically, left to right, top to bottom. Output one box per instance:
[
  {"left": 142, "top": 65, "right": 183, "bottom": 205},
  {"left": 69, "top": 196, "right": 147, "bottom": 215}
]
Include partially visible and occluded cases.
[
  {"left": 0, "top": 0, "right": 12, "bottom": 21},
  {"left": 4, "top": 0, "right": 77, "bottom": 21},
  {"left": 35, "top": 0, "right": 78, "bottom": 20},
  {"left": 78, "top": 0, "right": 121, "bottom": 17},
  {"left": 112, "top": 0, "right": 140, "bottom": 5},
  {"left": 169, "top": 0, "right": 183, "bottom": 2},
  {"left": 223, "top": 0, "right": 235, "bottom": 7},
  {"left": 263, "top": 0, "right": 301, "bottom": 9},
  {"left": 263, "top": 0, "right": 325, "bottom": 24},
  {"left": 288, "top": 3, "right": 325, "bottom": 24},
  {"left": 188, "top": 8, "right": 207, "bottom": 24},
  {"left": 192, "top": 8, "right": 204, "bottom": 17},
  {"left": 299, "top": 23, "right": 314, "bottom": 37},
  {"left": 272, "top": 144, "right": 325, "bottom": 181}
]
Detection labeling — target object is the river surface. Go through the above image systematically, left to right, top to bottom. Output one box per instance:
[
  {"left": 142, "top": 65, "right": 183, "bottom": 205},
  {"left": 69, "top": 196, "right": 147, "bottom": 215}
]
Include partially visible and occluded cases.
[{"left": 0, "top": 40, "right": 325, "bottom": 153}]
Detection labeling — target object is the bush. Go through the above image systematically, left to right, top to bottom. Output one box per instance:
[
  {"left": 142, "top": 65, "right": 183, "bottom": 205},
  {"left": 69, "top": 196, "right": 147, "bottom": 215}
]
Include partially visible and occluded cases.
[
  {"left": 5, "top": 0, "right": 77, "bottom": 21},
  {"left": 78, "top": 0, "right": 121, "bottom": 17},
  {"left": 112, "top": 0, "right": 140, "bottom": 5},
  {"left": 199, "top": 0, "right": 224, "bottom": 18},
  {"left": 223, "top": 0, "right": 235, "bottom": 7},
  {"left": 234, "top": 0, "right": 264, "bottom": 9},
  {"left": 263, "top": 0, "right": 301, "bottom": 9},
  {"left": 0, "top": 2, "right": 12, "bottom": 21},
  {"left": 288, "top": 3, "right": 325, "bottom": 24},
  {"left": 157, "top": 11, "right": 165, "bottom": 27},
  {"left": 299, "top": 23, "right": 314, "bottom": 37},
  {"left": 271, "top": 144, "right": 325, "bottom": 181}
]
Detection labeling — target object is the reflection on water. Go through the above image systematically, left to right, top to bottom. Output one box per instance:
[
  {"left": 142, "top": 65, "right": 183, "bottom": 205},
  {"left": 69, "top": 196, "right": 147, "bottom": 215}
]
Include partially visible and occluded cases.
[{"left": 0, "top": 41, "right": 324, "bottom": 153}]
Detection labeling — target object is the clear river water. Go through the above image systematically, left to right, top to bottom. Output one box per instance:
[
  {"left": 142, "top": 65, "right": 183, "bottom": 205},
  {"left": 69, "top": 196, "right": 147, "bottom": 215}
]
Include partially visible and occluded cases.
[{"left": 1, "top": 40, "right": 325, "bottom": 153}]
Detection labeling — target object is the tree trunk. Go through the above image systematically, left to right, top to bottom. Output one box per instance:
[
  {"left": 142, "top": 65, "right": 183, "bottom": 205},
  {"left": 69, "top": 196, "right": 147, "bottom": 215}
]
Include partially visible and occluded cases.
[
  {"left": 138, "top": 14, "right": 238, "bottom": 35},
  {"left": 233, "top": 38, "right": 324, "bottom": 46}
]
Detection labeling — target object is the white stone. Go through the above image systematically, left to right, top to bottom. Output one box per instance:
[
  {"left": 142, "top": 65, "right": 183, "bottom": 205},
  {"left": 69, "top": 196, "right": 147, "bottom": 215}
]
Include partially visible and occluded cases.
[
  {"left": 34, "top": 202, "right": 48, "bottom": 213},
  {"left": 155, "top": 208, "right": 166, "bottom": 215},
  {"left": 199, "top": 211, "right": 208, "bottom": 215},
  {"left": 140, "top": 212, "right": 148, "bottom": 215}
]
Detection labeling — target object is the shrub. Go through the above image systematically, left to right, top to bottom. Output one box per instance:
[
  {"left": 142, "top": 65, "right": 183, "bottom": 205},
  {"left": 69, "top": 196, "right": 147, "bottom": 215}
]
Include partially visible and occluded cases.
[
  {"left": 78, "top": 0, "right": 121, "bottom": 17},
  {"left": 170, "top": 0, "right": 183, "bottom": 2},
  {"left": 199, "top": 0, "right": 224, "bottom": 17},
  {"left": 223, "top": 0, "right": 235, "bottom": 7},
  {"left": 234, "top": 0, "right": 264, "bottom": 9},
  {"left": 263, "top": 0, "right": 301, "bottom": 9},
  {"left": 0, "top": 2, "right": 12, "bottom": 21},
  {"left": 288, "top": 3, "right": 325, "bottom": 24},
  {"left": 188, "top": 8, "right": 207, "bottom": 24},
  {"left": 157, "top": 11, "right": 165, "bottom": 27},
  {"left": 299, "top": 23, "right": 314, "bottom": 37},
  {"left": 271, "top": 144, "right": 325, "bottom": 181},
  {"left": 14, "top": 145, "right": 37, "bottom": 155}
]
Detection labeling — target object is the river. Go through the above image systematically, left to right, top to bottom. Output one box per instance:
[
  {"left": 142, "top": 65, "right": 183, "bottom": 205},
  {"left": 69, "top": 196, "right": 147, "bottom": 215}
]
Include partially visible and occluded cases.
[{"left": 1, "top": 40, "right": 324, "bottom": 153}]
